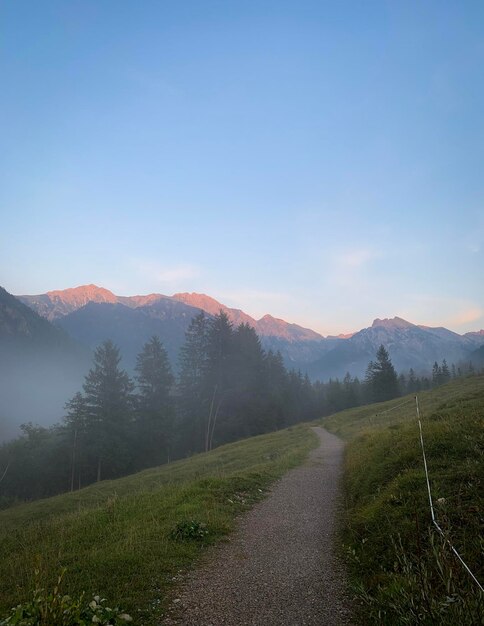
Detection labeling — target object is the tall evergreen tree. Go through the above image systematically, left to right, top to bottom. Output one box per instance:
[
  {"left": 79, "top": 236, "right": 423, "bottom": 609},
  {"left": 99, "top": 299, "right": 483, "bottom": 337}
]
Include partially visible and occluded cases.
[
  {"left": 177, "top": 312, "right": 210, "bottom": 453},
  {"left": 202, "top": 312, "right": 235, "bottom": 449},
  {"left": 220, "top": 323, "right": 269, "bottom": 440},
  {"left": 135, "top": 336, "right": 174, "bottom": 467},
  {"left": 83, "top": 340, "right": 134, "bottom": 481},
  {"left": 365, "top": 345, "right": 399, "bottom": 402},
  {"left": 263, "top": 350, "right": 289, "bottom": 428},
  {"left": 441, "top": 359, "right": 451, "bottom": 383},
  {"left": 432, "top": 361, "right": 442, "bottom": 386},
  {"left": 407, "top": 368, "right": 418, "bottom": 393},
  {"left": 63, "top": 392, "right": 89, "bottom": 490}
]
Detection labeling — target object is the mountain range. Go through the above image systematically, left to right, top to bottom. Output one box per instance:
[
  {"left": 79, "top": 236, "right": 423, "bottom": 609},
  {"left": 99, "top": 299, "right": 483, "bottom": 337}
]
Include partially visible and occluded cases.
[
  {"left": 2, "top": 283, "right": 484, "bottom": 439},
  {"left": 18, "top": 284, "right": 484, "bottom": 378},
  {"left": 19, "top": 285, "right": 335, "bottom": 368}
]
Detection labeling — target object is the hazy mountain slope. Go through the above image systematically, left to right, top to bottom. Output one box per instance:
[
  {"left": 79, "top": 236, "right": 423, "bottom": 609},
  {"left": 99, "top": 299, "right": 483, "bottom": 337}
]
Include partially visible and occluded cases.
[
  {"left": 0, "top": 286, "right": 71, "bottom": 348},
  {"left": 0, "top": 287, "right": 88, "bottom": 441},
  {"left": 57, "top": 299, "right": 205, "bottom": 369},
  {"left": 308, "top": 317, "right": 483, "bottom": 381},
  {"left": 464, "top": 329, "right": 484, "bottom": 345},
  {"left": 470, "top": 344, "right": 484, "bottom": 367}
]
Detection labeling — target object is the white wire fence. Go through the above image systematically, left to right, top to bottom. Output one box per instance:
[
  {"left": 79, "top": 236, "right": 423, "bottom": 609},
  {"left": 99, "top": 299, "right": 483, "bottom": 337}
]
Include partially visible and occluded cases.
[{"left": 374, "top": 394, "right": 483, "bottom": 593}]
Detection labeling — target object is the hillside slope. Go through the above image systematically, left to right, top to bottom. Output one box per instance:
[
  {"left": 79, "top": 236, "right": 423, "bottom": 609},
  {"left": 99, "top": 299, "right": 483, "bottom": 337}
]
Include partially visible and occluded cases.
[
  {"left": 57, "top": 298, "right": 204, "bottom": 368},
  {"left": 323, "top": 375, "right": 484, "bottom": 624},
  {"left": 0, "top": 424, "right": 317, "bottom": 625}
]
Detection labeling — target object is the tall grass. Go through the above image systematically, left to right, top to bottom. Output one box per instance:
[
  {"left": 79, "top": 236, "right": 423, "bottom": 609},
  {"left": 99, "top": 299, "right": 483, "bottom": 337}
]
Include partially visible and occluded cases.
[
  {"left": 325, "top": 375, "right": 484, "bottom": 624},
  {"left": 0, "top": 425, "right": 317, "bottom": 625}
]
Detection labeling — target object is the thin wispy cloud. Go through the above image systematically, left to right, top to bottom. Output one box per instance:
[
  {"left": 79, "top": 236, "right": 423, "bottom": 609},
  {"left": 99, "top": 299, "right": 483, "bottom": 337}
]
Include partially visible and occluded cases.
[
  {"left": 327, "top": 247, "right": 383, "bottom": 290},
  {"left": 336, "top": 248, "right": 378, "bottom": 268},
  {"left": 130, "top": 259, "right": 201, "bottom": 286},
  {"left": 402, "top": 295, "right": 484, "bottom": 331},
  {"left": 445, "top": 307, "right": 483, "bottom": 328}
]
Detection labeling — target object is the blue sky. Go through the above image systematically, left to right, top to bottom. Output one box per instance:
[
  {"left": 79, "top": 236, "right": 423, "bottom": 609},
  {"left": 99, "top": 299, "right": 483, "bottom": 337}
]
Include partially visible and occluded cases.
[{"left": 1, "top": 1, "right": 483, "bottom": 335}]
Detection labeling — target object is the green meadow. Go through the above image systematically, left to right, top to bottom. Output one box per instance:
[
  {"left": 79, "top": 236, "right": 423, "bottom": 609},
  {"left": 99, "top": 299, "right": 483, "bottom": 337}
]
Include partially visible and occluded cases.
[
  {"left": 324, "top": 374, "right": 484, "bottom": 624},
  {"left": 0, "top": 425, "right": 317, "bottom": 624}
]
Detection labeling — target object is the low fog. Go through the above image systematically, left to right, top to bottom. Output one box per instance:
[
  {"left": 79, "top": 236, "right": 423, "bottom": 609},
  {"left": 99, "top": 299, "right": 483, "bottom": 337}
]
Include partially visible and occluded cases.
[{"left": 0, "top": 348, "right": 88, "bottom": 442}]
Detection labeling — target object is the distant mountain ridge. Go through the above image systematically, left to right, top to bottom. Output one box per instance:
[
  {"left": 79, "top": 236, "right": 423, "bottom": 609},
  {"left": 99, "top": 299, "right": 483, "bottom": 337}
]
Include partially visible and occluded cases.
[
  {"left": 17, "top": 285, "right": 484, "bottom": 381},
  {"left": 19, "top": 285, "right": 323, "bottom": 342},
  {"left": 308, "top": 316, "right": 484, "bottom": 380}
]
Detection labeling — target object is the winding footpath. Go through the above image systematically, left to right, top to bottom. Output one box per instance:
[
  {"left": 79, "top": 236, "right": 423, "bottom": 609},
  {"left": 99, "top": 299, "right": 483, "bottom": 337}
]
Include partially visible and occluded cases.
[{"left": 162, "top": 427, "right": 353, "bottom": 626}]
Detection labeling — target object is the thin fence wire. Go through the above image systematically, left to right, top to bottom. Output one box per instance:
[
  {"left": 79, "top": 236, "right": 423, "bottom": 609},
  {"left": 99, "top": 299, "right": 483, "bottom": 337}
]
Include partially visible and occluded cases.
[
  {"left": 414, "top": 395, "right": 483, "bottom": 593},
  {"left": 373, "top": 397, "right": 415, "bottom": 416}
]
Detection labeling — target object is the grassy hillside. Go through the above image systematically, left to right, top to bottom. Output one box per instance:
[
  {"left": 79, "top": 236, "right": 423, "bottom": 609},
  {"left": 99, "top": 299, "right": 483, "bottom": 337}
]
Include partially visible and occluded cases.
[
  {"left": 324, "top": 375, "right": 484, "bottom": 624},
  {"left": 0, "top": 424, "right": 317, "bottom": 624}
]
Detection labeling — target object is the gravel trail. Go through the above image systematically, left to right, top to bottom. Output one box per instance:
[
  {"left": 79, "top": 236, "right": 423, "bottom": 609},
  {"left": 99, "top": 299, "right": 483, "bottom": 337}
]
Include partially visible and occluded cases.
[{"left": 162, "top": 427, "right": 352, "bottom": 626}]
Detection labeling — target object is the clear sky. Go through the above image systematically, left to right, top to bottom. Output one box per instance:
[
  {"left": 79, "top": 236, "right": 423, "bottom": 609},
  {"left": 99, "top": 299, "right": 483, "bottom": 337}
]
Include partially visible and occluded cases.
[{"left": 1, "top": 1, "right": 483, "bottom": 335}]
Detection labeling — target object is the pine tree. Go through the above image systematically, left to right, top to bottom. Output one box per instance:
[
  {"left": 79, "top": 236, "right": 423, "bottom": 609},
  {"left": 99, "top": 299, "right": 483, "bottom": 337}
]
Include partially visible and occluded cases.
[
  {"left": 177, "top": 312, "right": 210, "bottom": 453},
  {"left": 201, "top": 312, "right": 235, "bottom": 450},
  {"left": 226, "top": 323, "right": 267, "bottom": 439},
  {"left": 135, "top": 336, "right": 174, "bottom": 467},
  {"left": 83, "top": 340, "right": 134, "bottom": 481},
  {"left": 365, "top": 345, "right": 399, "bottom": 402},
  {"left": 264, "top": 350, "right": 289, "bottom": 428},
  {"left": 441, "top": 359, "right": 451, "bottom": 383},
  {"left": 432, "top": 361, "right": 442, "bottom": 386},
  {"left": 407, "top": 368, "right": 418, "bottom": 393},
  {"left": 342, "top": 372, "right": 358, "bottom": 408},
  {"left": 398, "top": 372, "right": 407, "bottom": 396},
  {"left": 64, "top": 392, "right": 89, "bottom": 491}
]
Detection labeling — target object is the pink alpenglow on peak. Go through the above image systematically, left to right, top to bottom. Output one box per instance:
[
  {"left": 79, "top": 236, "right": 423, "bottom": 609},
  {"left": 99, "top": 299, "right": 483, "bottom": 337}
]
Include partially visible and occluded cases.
[{"left": 371, "top": 317, "right": 414, "bottom": 330}]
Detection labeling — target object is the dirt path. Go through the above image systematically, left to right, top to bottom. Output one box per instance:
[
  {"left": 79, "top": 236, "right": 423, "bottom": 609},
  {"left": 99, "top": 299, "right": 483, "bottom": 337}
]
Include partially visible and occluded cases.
[{"left": 162, "top": 427, "right": 352, "bottom": 626}]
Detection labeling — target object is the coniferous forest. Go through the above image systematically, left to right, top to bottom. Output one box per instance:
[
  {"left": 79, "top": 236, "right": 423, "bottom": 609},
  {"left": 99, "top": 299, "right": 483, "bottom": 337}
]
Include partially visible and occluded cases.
[{"left": 0, "top": 311, "right": 476, "bottom": 507}]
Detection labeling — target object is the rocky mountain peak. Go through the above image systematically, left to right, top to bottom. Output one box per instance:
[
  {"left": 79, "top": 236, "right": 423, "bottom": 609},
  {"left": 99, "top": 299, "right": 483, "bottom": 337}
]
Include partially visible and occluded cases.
[
  {"left": 46, "top": 284, "right": 117, "bottom": 305},
  {"left": 371, "top": 316, "right": 414, "bottom": 330}
]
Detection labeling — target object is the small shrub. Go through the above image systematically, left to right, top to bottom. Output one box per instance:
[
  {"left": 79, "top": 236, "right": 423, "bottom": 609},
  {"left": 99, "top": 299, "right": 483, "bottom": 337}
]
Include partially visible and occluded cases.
[
  {"left": 170, "top": 519, "right": 209, "bottom": 541},
  {"left": 0, "top": 570, "right": 132, "bottom": 625}
]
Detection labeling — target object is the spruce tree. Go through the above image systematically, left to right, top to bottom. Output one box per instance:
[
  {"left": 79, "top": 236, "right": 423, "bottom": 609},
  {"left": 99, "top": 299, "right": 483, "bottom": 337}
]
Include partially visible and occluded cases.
[
  {"left": 203, "top": 311, "right": 235, "bottom": 449},
  {"left": 177, "top": 312, "right": 210, "bottom": 453},
  {"left": 135, "top": 336, "right": 174, "bottom": 467},
  {"left": 83, "top": 340, "right": 134, "bottom": 481},
  {"left": 365, "top": 345, "right": 399, "bottom": 402},
  {"left": 441, "top": 359, "right": 451, "bottom": 383},
  {"left": 432, "top": 361, "right": 442, "bottom": 386},
  {"left": 407, "top": 368, "right": 417, "bottom": 393},
  {"left": 64, "top": 392, "right": 89, "bottom": 490}
]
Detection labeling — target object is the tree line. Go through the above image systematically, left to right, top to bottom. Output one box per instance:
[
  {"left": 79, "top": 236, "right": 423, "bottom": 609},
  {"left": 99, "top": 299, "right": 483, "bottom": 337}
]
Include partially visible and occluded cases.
[
  {"left": 0, "top": 313, "right": 480, "bottom": 507},
  {"left": 309, "top": 348, "right": 476, "bottom": 417}
]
